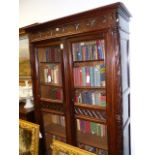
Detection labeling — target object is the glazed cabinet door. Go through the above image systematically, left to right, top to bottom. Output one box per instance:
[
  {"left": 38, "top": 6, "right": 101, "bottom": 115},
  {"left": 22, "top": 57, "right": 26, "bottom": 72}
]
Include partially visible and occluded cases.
[
  {"left": 68, "top": 33, "right": 109, "bottom": 155},
  {"left": 34, "top": 42, "right": 67, "bottom": 155}
]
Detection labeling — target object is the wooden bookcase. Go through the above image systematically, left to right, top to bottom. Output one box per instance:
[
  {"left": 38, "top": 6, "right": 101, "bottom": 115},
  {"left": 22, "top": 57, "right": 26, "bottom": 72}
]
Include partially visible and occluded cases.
[{"left": 24, "top": 2, "right": 131, "bottom": 155}]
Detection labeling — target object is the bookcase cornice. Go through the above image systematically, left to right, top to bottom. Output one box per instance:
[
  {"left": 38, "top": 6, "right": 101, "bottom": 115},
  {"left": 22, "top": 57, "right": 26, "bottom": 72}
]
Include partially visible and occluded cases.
[{"left": 24, "top": 2, "right": 130, "bottom": 43}]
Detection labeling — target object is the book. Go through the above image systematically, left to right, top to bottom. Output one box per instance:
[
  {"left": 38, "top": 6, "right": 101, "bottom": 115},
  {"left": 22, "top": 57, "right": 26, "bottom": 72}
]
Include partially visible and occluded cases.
[{"left": 90, "top": 122, "right": 97, "bottom": 135}]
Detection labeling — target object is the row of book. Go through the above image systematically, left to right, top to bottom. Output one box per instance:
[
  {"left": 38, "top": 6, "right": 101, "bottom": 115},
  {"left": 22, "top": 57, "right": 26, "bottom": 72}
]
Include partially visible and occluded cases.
[
  {"left": 72, "top": 40, "right": 105, "bottom": 61},
  {"left": 37, "top": 47, "right": 61, "bottom": 62},
  {"left": 40, "top": 64, "right": 62, "bottom": 84},
  {"left": 73, "top": 64, "right": 105, "bottom": 87},
  {"left": 41, "top": 86, "right": 63, "bottom": 101},
  {"left": 75, "top": 91, "right": 106, "bottom": 107},
  {"left": 44, "top": 114, "right": 66, "bottom": 127},
  {"left": 77, "top": 119, "right": 107, "bottom": 137},
  {"left": 78, "top": 143, "right": 108, "bottom": 155}
]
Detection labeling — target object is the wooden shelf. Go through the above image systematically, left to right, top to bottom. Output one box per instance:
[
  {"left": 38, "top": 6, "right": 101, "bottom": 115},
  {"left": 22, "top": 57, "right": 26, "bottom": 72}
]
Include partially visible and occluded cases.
[
  {"left": 74, "top": 60, "right": 104, "bottom": 67},
  {"left": 40, "top": 61, "right": 61, "bottom": 64},
  {"left": 40, "top": 82, "right": 62, "bottom": 88},
  {"left": 74, "top": 86, "right": 106, "bottom": 90},
  {"left": 40, "top": 98, "right": 63, "bottom": 104},
  {"left": 75, "top": 103, "right": 106, "bottom": 111},
  {"left": 41, "top": 108, "right": 64, "bottom": 116},
  {"left": 75, "top": 115, "right": 106, "bottom": 124},
  {"left": 45, "top": 123, "right": 66, "bottom": 138},
  {"left": 77, "top": 131, "right": 108, "bottom": 150}
]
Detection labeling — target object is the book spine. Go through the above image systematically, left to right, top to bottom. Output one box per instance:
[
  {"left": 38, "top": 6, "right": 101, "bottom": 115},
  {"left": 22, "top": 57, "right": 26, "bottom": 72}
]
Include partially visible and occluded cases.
[
  {"left": 72, "top": 44, "right": 75, "bottom": 61},
  {"left": 100, "top": 64, "right": 105, "bottom": 86},
  {"left": 82, "top": 67, "right": 86, "bottom": 86},
  {"left": 86, "top": 67, "right": 90, "bottom": 86},
  {"left": 90, "top": 67, "right": 93, "bottom": 86},
  {"left": 44, "top": 68, "right": 48, "bottom": 83},
  {"left": 92, "top": 92, "right": 95, "bottom": 105},
  {"left": 77, "top": 119, "right": 80, "bottom": 131},
  {"left": 85, "top": 121, "right": 91, "bottom": 134},
  {"left": 90, "top": 122, "right": 96, "bottom": 135}
]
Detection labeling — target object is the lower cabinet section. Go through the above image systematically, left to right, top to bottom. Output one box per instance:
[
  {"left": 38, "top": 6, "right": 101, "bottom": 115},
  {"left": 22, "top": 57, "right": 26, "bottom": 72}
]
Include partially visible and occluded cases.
[
  {"left": 42, "top": 112, "right": 66, "bottom": 154},
  {"left": 76, "top": 119, "right": 108, "bottom": 155}
]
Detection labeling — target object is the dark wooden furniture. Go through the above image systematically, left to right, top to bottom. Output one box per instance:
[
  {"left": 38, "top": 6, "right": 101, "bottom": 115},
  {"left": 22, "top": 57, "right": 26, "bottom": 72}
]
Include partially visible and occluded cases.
[
  {"left": 24, "top": 2, "right": 131, "bottom": 155},
  {"left": 19, "top": 102, "right": 35, "bottom": 122}
]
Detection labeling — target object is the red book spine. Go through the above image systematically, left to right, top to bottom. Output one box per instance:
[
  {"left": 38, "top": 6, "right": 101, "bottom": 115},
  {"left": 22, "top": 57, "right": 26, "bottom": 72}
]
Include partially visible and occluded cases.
[
  {"left": 82, "top": 46, "right": 86, "bottom": 61},
  {"left": 77, "top": 67, "right": 80, "bottom": 86},
  {"left": 48, "top": 68, "right": 51, "bottom": 76},
  {"left": 73, "top": 68, "right": 76, "bottom": 86},
  {"left": 79, "top": 68, "right": 83, "bottom": 86},
  {"left": 55, "top": 89, "right": 60, "bottom": 100},
  {"left": 85, "top": 121, "right": 91, "bottom": 134}
]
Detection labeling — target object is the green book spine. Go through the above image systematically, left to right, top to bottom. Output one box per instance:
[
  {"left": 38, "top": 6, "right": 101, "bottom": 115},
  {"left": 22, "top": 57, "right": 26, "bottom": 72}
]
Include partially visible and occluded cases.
[
  {"left": 82, "top": 67, "right": 86, "bottom": 86},
  {"left": 90, "top": 122, "right": 97, "bottom": 135}
]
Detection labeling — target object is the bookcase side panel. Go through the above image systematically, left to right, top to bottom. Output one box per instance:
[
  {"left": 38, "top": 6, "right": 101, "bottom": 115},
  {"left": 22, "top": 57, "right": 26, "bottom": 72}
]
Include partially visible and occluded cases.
[
  {"left": 106, "top": 28, "right": 126, "bottom": 155},
  {"left": 119, "top": 29, "right": 131, "bottom": 155}
]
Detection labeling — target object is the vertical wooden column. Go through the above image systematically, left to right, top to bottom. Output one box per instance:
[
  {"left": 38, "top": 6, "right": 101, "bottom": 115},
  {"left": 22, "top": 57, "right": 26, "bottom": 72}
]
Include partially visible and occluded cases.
[
  {"left": 106, "top": 27, "right": 124, "bottom": 155},
  {"left": 62, "top": 40, "right": 77, "bottom": 145}
]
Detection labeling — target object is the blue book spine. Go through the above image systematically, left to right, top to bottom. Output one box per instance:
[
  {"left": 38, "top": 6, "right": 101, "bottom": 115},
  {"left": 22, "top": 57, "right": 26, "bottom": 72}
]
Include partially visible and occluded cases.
[
  {"left": 101, "top": 40, "right": 105, "bottom": 59},
  {"left": 85, "top": 45, "right": 89, "bottom": 60},
  {"left": 95, "top": 65, "right": 100, "bottom": 86},
  {"left": 84, "top": 91, "right": 88, "bottom": 104},
  {"left": 87, "top": 91, "right": 92, "bottom": 104}
]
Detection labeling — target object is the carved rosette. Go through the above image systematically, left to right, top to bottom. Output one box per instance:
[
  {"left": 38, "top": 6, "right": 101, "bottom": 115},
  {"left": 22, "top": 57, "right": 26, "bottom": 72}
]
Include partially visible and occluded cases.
[{"left": 30, "top": 11, "right": 117, "bottom": 42}]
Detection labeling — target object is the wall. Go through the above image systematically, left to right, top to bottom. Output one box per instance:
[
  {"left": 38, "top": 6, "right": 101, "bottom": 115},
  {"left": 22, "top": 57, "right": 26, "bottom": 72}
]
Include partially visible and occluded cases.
[
  {"left": 19, "top": 0, "right": 155, "bottom": 155},
  {"left": 19, "top": 0, "right": 130, "bottom": 28}
]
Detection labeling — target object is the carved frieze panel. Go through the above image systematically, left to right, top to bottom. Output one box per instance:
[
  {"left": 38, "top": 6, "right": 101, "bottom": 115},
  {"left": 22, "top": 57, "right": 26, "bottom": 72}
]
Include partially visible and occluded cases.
[{"left": 30, "top": 11, "right": 117, "bottom": 42}]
